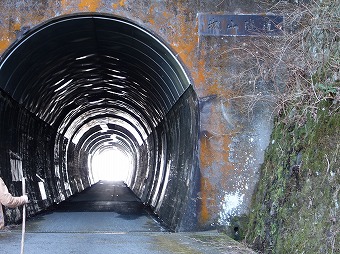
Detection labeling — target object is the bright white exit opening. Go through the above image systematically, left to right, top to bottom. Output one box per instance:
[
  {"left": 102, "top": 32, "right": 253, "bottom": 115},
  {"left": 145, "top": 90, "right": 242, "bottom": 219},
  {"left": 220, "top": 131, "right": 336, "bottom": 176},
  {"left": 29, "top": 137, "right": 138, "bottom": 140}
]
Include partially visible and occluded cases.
[{"left": 91, "top": 148, "right": 132, "bottom": 183}]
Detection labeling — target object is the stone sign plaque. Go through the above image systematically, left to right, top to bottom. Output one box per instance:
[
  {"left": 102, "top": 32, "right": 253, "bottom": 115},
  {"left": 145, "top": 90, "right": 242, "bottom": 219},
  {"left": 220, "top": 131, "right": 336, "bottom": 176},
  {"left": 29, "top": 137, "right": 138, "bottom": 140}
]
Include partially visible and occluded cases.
[{"left": 198, "top": 14, "right": 284, "bottom": 36}]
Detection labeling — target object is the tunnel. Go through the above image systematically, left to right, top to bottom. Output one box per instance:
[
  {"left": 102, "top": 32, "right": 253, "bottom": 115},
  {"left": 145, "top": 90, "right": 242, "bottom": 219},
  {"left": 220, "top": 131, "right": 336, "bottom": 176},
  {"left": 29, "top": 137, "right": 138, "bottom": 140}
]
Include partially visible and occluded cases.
[{"left": 0, "top": 13, "right": 199, "bottom": 232}]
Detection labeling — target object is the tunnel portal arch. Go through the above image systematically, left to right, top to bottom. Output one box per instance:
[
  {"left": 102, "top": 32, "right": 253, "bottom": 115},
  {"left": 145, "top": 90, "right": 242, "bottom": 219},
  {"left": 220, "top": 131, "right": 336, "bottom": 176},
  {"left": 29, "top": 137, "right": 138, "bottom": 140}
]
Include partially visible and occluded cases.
[{"left": 0, "top": 13, "right": 199, "bottom": 231}]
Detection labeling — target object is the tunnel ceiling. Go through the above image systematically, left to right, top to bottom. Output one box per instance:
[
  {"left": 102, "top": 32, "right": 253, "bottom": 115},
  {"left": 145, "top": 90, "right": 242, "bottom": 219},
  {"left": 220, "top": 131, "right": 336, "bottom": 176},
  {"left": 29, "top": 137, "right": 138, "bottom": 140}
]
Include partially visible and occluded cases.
[{"left": 0, "top": 14, "right": 191, "bottom": 152}]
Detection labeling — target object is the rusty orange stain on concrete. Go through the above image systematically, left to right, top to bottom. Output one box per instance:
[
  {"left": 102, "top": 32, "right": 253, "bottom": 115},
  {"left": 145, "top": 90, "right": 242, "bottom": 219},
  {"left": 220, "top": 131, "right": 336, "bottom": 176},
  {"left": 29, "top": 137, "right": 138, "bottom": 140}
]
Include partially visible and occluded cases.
[
  {"left": 61, "top": 0, "right": 68, "bottom": 9},
  {"left": 79, "top": 0, "right": 100, "bottom": 12},
  {"left": 112, "top": 0, "right": 125, "bottom": 9},
  {"left": 148, "top": 5, "right": 155, "bottom": 25},
  {"left": 149, "top": 5, "right": 155, "bottom": 15},
  {"left": 144, "top": 6, "right": 194, "bottom": 71},
  {"left": 162, "top": 12, "right": 170, "bottom": 18},
  {"left": 168, "top": 12, "right": 197, "bottom": 70},
  {"left": 13, "top": 23, "right": 21, "bottom": 31},
  {"left": 0, "top": 38, "right": 10, "bottom": 54},
  {"left": 172, "top": 40, "right": 196, "bottom": 70},
  {"left": 180, "top": 43, "right": 196, "bottom": 69},
  {"left": 191, "top": 56, "right": 210, "bottom": 98},
  {"left": 196, "top": 59, "right": 207, "bottom": 85},
  {"left": 205, "top": 81, "right": 232, "bottom": 99},
  {"left": 207, "top": 82, "right": 219, "bottom": 96},
  {"left": 198, "top": 93, "right": 234, "bottom": 225},
  {"left": 201, "top": 93, "right": 233, "bottom": 166},
  {"left": 200, "top": 126, "right": 231, "bottom": 169},
  {"left": 199, "top": 129, "right": 233, "bottom": 225},
  {"left": 200, "top": 132, "right": 213, "bottom": 169},
  {"left": 197, "top": 135, "right": 216, "bottom": 224},
  {"left": 199, "top": 143, "right": 234, "bottom": 225},
  {"left": 199, "top": 177, "right": 217, "bottom": 223}
]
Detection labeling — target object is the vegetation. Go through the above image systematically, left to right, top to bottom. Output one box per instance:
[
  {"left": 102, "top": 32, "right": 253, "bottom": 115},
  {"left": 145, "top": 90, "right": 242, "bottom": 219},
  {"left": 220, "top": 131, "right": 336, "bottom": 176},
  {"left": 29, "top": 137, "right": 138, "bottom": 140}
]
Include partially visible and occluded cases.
[
  {"left": 234, "top": 0, "right": 339, "bottom": 253},
  {"left": 246, "top": 102, "right": 339, "bottom": 253}
]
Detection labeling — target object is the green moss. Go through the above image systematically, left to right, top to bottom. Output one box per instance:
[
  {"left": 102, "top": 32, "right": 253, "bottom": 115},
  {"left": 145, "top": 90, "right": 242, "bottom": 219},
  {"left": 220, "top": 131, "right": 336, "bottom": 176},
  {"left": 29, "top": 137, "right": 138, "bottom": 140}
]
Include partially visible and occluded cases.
[
  {"left": 246, "top": 102, "right": 340, "bottom": 253},
  {"left": 222, "top": 215, "right": 249, "bottom": 241},
  {"left": 154, "top": 232, "right": 254, "bottom": 253},
  {"left": 154, "top": 235, "right": 202, "bottom": 254}
]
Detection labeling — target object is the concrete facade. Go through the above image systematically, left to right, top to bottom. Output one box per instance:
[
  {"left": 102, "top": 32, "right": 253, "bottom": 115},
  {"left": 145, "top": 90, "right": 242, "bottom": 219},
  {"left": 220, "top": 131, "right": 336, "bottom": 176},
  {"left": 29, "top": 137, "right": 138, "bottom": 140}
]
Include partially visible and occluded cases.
[{"left": 0, "top": 0, "right": 276, "bottom": 232}]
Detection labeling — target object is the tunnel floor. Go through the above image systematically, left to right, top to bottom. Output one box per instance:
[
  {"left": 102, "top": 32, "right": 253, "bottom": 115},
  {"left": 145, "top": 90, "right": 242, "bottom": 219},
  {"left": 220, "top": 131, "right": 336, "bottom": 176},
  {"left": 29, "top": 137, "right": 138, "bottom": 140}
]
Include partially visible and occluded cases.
[
  {"left": 0, "top": 181, "right": 255, "bottom": 254},
  {"left": 25, "top": 181, "right": 168, "bottom": 233}
]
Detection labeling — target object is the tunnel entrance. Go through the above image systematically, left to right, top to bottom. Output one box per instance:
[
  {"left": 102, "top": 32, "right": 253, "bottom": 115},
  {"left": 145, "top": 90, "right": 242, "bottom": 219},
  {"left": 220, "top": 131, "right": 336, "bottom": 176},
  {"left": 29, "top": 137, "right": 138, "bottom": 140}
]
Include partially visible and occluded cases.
[{"left": 0, "top": 14, "right": 199, "bottom": 231}]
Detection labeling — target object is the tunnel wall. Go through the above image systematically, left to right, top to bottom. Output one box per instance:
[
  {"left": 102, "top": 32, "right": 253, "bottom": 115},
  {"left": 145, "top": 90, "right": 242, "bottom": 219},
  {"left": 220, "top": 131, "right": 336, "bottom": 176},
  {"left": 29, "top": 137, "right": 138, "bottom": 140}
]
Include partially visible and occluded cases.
[
  {"left": 129, "top": 86, "right": 199, "bottom": 231},
  {"left": 156, "top": 86, "right": 200, "bottom": 232},
  {"left": 0, "top": 89, "right": 87, "bottom": 225},
  {"left": 67, "top": 142, "right": 91, "bottom": 193}
]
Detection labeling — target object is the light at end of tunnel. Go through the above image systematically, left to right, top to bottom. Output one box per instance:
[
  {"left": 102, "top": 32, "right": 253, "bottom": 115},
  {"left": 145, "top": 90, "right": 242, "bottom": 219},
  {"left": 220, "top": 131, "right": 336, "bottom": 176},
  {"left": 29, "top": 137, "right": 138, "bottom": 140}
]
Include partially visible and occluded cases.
[{"left": 91, "top": 148, "right": 132, "bottom": 183}]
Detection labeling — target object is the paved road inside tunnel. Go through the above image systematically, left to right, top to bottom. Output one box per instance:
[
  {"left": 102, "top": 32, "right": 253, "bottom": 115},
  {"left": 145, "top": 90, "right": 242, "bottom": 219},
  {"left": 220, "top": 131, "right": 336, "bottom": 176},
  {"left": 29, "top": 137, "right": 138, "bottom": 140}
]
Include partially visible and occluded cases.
[
  {"left": 1, "top": 181, "right": 255, "bottom": 254},
  {"left": 25, "top": 181, "right": 167, "bottom": 233}
]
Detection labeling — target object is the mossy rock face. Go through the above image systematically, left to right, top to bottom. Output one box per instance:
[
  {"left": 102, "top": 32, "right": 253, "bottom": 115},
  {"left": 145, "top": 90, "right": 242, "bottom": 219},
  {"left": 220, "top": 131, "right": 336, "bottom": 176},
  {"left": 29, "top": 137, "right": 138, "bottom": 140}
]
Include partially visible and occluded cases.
[
  {"left": 245, "top": 101, "right": 340, "bottom": 253},
  {"left": 221, "top": 215, "right": 249, "bottom": 241}
]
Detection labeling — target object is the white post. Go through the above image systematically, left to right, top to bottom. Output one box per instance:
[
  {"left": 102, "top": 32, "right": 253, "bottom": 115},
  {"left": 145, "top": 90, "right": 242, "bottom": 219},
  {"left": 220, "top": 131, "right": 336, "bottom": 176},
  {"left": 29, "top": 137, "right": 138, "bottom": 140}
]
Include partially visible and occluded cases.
[{"left": 20, "top": 177, "right": 26, "bottom": 254}]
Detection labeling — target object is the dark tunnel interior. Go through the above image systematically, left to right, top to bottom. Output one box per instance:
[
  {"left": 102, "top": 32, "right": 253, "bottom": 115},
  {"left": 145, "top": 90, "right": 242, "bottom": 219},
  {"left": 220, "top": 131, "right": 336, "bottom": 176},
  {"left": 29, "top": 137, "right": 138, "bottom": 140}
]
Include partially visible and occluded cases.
[{"left": 0, "top": 14, "right": 200, "bottom": 231}]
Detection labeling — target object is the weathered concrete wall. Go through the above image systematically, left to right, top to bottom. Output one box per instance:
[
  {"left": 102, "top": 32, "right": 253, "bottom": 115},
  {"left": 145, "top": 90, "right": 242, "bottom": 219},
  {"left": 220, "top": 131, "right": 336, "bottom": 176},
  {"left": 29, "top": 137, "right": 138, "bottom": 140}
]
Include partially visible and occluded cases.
[{"left": 0, "top": 0, "right": 275, "bottom": 230}]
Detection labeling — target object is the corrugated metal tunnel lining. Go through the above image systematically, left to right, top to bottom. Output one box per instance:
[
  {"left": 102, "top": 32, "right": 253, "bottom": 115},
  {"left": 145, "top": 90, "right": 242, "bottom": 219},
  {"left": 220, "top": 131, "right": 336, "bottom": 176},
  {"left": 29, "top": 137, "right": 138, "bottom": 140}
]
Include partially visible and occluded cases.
[{"left": 0, "top": 14, "right": 199, "bottom": 231}]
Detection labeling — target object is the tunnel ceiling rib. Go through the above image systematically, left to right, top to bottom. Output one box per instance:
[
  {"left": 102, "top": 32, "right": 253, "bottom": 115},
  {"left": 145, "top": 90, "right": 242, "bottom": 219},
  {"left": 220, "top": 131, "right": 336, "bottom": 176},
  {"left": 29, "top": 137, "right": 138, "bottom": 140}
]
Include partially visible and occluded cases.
[
  {"left": 0, "top": 14, "right": 192, "bottom": 156},
  {"left": 13, "top": 51, "right": 172, "bottom": 127},
  {"left": 60, "top": 105, "right": 151, "bottom": 140},
  {"left": 68, "top": 112, "right": 148, "bottom": 144},
  {"left": 71, "top": 116, "right": 145, "bottom": 146},
  {"left": 80, "top": 127, "right": 138, "bottom": 155}
]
